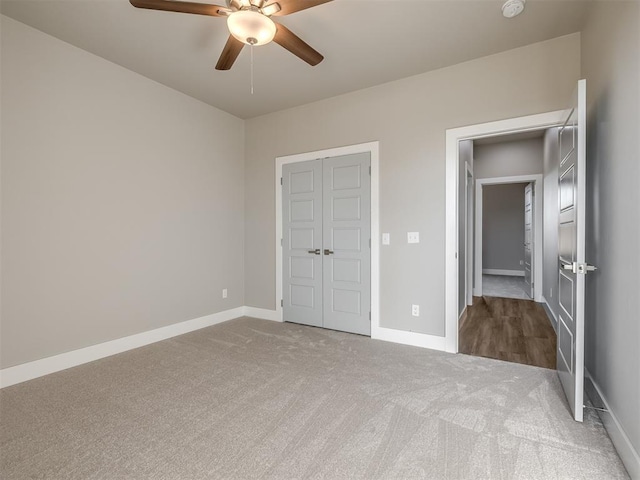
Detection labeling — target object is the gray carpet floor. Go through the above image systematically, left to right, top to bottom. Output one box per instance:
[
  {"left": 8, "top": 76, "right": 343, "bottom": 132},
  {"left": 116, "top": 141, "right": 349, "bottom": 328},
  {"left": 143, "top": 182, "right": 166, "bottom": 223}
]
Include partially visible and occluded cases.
[{"left": 0, "top": 317, "right": 628, "bottom": 479}]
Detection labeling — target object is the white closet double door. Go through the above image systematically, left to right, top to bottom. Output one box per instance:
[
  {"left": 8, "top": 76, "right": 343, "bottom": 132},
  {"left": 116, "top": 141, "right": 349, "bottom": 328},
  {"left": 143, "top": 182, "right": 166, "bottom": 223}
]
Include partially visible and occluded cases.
[{"left": 282, "top": 152, "right": 371, "bottom": 336}]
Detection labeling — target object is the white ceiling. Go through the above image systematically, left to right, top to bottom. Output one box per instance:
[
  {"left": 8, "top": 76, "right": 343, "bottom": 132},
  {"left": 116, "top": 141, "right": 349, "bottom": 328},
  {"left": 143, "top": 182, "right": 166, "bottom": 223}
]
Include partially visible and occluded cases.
[{"left": 1, "top": 0, "right": 591, "bottom": 119}]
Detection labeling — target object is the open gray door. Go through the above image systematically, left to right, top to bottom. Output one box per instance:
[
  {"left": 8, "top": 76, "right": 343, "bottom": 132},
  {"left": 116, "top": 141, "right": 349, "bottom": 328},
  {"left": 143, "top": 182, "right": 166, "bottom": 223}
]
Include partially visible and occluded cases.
[{"left": 557, "top": 79, "right": 594, "bottom": 422}]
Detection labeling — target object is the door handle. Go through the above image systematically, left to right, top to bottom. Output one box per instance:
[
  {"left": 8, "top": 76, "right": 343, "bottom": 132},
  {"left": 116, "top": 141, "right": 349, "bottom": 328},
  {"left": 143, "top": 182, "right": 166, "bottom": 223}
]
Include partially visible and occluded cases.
[
  {"left": 307, "top": 249, "right": 321, "bottom": 255},
  {"left": 324, "top": 249, "right": 334, "bottom": 255},
  {"left": 562, "top": 262, "right": 598, "bottom": 274}
]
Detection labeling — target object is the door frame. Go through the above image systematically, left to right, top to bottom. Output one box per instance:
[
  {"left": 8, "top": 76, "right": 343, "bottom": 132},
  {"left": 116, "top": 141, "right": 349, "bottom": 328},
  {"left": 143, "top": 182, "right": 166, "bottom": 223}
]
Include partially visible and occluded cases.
[
  {"left": 445, "top": 111, "right": 565, "bottom": 353},
  {"left": 275, "top": 142, "right": 380, "bottom": 335},
  {"left": 465, "top": 163, "right": 474, "bottom": 307},
  {"left": 474, "top": 174, "right": 543, "bottom": 301}
]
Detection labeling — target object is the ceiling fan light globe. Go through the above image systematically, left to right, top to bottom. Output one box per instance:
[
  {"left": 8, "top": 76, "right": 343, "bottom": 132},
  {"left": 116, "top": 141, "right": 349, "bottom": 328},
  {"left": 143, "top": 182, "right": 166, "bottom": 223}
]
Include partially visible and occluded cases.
[{"left": 227, "top": 10, "right": 276, "bottom": 46}]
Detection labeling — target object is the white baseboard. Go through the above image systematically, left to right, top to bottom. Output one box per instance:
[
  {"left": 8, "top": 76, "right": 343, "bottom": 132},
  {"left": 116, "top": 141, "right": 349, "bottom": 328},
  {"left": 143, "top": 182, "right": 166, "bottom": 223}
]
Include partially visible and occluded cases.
[
  {"left": 482, "top": 269, "right": 525, "bottom": 277},
  {"left": 540, "top": 295, "right": 558, "bottom": 333},
  {"left": 1, "top": 304, "right": 443, "bottom": 389},
  {"left": 0, "top": 306, "right": 247, "bottom": 389},
  {"left": 243, "top": 306, "right": 280, "bottom": 322},
  {"left": 372, "top": 325, "right": 446, "bottom": 351},
  {"left": 585, "top": 370, "right": 640, "bottom": 479}
]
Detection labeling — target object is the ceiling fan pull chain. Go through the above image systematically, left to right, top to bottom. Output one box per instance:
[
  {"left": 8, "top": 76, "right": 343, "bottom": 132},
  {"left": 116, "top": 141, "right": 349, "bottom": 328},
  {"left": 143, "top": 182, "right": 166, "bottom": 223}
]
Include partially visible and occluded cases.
[{"left": 250, "top": 44, "right": 254, "bottom": 95}]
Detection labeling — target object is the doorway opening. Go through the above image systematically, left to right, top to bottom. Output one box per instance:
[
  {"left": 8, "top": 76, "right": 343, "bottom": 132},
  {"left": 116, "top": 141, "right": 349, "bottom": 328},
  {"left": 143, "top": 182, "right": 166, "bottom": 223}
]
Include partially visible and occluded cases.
[
  {"left": 445, "top": 111, "right": 565, "bottom": 365},
  {"left": 459, "top": 131, "right": 555, "bottom": 369},
  {"left": 474, "top": 173, "right": 543, "bottom": 302}
]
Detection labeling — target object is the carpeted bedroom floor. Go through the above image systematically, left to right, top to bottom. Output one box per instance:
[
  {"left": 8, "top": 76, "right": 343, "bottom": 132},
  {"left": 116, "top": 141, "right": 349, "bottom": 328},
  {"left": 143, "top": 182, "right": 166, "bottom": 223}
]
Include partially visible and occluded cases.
[{"left": 0, "top": 317, "right": 628, "bottom": 479}]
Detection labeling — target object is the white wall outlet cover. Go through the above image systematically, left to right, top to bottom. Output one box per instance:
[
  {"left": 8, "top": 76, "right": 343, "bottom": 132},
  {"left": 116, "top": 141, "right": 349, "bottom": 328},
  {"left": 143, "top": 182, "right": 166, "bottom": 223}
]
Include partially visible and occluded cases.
[
  {"left": 407, "top": 232, "right": 420, "bottom": 244},
  {"left": 382, "top": 233, "right": 390, "bottom": 245},
  {"left": 222, "top": 289, "right": 228, "bottom": 299},
  {"left": 411, "top": 304, "right": 420, "bottom": 316}
]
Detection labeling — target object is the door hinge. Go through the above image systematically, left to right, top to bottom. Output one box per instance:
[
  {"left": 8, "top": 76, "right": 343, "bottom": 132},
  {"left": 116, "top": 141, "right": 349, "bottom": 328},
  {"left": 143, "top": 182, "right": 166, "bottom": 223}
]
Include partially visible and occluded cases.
[
  {"left": 369, "top": 166, "right": 371, "bottom": 176},
  {"left": 280, "top": 177, "right": 283, "bottom": 185},
  {"left": 281, "top": 238, "right": 283, "bottom": 246},
  {"left": 369, "top": 238, "right": 371, "bottom": 248},
  {"left": 281, "top": 299, "right": 283, "bottom": 307},
  {"left": 369, "top": 311, "right": 371, "bottom": 321}
]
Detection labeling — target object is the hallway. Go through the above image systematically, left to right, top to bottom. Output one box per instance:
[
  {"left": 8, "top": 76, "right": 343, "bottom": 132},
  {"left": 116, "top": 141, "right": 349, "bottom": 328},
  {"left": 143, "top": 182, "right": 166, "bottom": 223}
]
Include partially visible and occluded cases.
[
  {"left": 482, "top": 274, "right": 531, "bottom": 300},
  {"left": 459, "top": 296, "right": 556, "bottom": 369}
]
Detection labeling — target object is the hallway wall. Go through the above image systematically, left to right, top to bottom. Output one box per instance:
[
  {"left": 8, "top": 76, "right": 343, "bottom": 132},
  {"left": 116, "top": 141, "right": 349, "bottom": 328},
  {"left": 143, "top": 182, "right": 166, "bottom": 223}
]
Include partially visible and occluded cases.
[
  {"left": 581, "top": 1, "right": 640, "bottom": 475},
  {"left": 542, "top": 127, "right": 561, "bottom": 327},
  {"left": 482, "top": 183, "right": 527, "bottom": 273}
]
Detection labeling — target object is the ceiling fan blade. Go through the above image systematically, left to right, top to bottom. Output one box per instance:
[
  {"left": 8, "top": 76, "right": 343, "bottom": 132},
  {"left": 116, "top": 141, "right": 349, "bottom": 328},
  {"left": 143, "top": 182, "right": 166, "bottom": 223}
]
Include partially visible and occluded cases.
[
  {"left": 130, "top": 0, "right": 229, "bottom": 17},
  {"left": 268, "top": 0, "right": 332, "bottom": 17},
  {"left": 273, "top": 23, "right": 323, "bottom": 66},
  {"left": 215, "top": 35, "right": 245, "bottom": 70}
]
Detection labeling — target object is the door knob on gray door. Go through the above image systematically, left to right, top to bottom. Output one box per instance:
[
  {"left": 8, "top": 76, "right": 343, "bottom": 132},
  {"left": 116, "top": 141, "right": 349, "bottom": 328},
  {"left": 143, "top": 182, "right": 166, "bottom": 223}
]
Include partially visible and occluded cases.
[
  {"left": 308, "top": 249, "right": 321, "bottom": 255},
  {"left": 324, "top": 249, "right": 334, "bottom": 255}
]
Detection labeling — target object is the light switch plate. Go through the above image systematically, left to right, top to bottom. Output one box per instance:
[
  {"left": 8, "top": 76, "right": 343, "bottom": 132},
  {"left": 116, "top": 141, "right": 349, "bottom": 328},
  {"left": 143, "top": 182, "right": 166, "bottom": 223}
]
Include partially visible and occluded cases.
[
  {"left": 407, "top": 232, "right": 420, "bottom": 244},
  {"left": 382, "top": 233, "right": 390, "bottom": 245}
]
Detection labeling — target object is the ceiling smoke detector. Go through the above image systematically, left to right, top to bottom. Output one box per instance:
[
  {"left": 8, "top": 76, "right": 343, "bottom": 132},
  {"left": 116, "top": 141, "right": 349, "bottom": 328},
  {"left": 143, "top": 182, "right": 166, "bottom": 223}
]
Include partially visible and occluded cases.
[{"left": 502, "top": 0, "right": 525, "bottom": 18}]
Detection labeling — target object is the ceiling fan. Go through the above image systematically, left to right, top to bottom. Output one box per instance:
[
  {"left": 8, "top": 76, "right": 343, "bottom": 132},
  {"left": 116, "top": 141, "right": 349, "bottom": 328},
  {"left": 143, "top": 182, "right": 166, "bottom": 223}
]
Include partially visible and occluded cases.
[{"left": 130, "top": 0, "right": 332, "bottom": 70}]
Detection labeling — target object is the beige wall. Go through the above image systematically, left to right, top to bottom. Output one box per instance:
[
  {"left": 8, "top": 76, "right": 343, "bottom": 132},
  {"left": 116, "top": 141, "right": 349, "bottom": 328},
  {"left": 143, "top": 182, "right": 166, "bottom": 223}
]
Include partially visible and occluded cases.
[
  {"left": 581, "top": 1, "right": 640, "bottom": 468},
  {"left": 1, "top": 16, "right": 245, "bottom": 368},
  {"left": 245, "top": 34, "right": 580, "bottom": 336},
  {"left": 542, "top": 127, "right": 560, "bottom": 329},
  {"left": 473, "top": 137, "right": 543, "bottom": 180},
  {"left": 482, "top": 183, "right": 527, "bottom": 273}
]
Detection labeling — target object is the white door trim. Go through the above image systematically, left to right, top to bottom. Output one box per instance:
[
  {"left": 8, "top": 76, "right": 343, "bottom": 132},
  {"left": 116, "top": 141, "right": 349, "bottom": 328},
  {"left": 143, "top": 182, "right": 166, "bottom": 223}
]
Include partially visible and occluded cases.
[
  {"left": 445, "top": 110, "right": 565, "bottom": 353},
  {"left": 275, "top": 142, "right": 380, "bottom": 336},
  {"left": 465, "top": 163, "right": 474, "bottom": 307},
  {"left": 474, "top": 174, "right": 543, "bottom": 301}
]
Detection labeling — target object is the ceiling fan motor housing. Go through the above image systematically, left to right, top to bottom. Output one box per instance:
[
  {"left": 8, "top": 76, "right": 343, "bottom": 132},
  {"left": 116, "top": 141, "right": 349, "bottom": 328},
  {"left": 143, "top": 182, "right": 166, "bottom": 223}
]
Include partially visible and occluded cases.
[{"left": 227, "top": 9, "right": 276, "bottom": 45}]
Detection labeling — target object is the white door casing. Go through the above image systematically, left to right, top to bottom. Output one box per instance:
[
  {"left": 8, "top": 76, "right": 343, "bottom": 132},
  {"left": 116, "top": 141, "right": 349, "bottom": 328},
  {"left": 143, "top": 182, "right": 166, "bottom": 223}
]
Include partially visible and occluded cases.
[
  {"left": 557, "top": 79, "right": 589, "bottom": 423},
  {"left": 445, "top": 110, "right": 566, "bottom": 353},
  {"left": 466, "top": 165, "right": 474, "bottom": 307},
  {"left": 474, "top": 174, "right": 543, "bottom": 300},
  {"left": 524, "top": 182, "right": 534, "bottom": 299}
]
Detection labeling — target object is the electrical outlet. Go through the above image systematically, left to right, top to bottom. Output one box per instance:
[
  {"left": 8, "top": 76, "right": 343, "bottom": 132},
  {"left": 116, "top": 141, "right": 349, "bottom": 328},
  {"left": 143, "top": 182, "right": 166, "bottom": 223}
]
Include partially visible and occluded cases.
[
  {"left": 407, "top": 232, "right": 420, "bottom": 244},
  {"left": 382, "top": 233, "right": 390, "bottom": 245},
  {"left": 520, "top": 260, "right": 524, "bottom": 265},
  {"left": 222, "top": 288, "right": 228, "bottom": 299},
  {"left": 549, "top": 288, "right": 553, "bottom": 299},
  {"left": 411, "top": 304, "right": 420, "bottom": 317}
]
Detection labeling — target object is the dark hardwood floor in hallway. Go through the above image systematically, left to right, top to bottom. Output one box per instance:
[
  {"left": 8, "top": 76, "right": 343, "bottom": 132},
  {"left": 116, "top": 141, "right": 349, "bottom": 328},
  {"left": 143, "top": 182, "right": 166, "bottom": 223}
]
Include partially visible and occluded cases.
[{"left": 459, "top": 296, "right": 557, "bottom": 369}]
